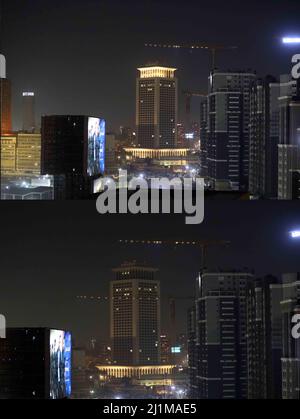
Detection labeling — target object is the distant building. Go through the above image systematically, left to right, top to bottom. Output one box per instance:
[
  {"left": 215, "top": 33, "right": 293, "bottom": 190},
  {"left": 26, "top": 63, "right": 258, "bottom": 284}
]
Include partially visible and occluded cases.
[
  {"left": 0, "top": 55, "right": 12, "bottom": 134},
  {"left": 136, "top": 66, "right": 178, "bottom": 149},
  {"left": 205, "top": 70, "right": 256, "bottom": 191},
  {"left": 249, "top": 76, "right": 280, "bottom": 198},
  {"left": 277, "top": 76, "right": 300, "bottom": 199},
  {"left": 22, "top": 92, "right": 36, "bottom": 133},
  {"left": 200, "top": 99, "right": 208, "bottom": 177},
  {"left": 1, "top": 133, "right": 41, "bottom": 176},
  {"left": 16, "top": 133, "right": 41, "bottom": 175},
  {"left": 105, "top": 133, "right": 118, "bottom": 174},
  {"left": 1, "top": 135, "right": 17, "bottom": 174},
  {"left": 292, "top": 170, "right": 300, "bottom": 199},
  {"left": 110, "top": 262, "right": 161, "bottom": 366},
  {"left": 281, "top": 273, "right": 300, "bottom": 399},
  {"left": 246, "top": 275, "right": 283, "bottom": 399},
  {"left": 160, "top": 334, "right": 171, "bottom": 364}
]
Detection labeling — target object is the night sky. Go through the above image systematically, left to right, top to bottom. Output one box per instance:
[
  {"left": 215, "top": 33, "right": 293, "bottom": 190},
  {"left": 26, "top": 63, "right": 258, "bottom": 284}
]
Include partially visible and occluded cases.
[
  {"left": 1, "top": 0, "right": 300, "bottom": 347},
  {"left": 2, "top": 0, "right": 300, "bottom": 131},
  {"left": 0, "top": 201, "right": 300, "bottom": 346}
]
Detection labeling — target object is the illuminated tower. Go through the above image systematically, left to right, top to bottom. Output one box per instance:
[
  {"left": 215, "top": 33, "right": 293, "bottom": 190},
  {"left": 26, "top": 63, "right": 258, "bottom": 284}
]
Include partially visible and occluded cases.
[
  {"left": 0, "top": 54, "right": 12, "bottom": 134},
  {"left": 136, "top": 65, "right": 178, "bottom": 149},
  {"left": 22, "top": 92, "right": 36, "bottom": 133},
  {"left": 110, "top": 262, "right": 161, "bottom": 366}
]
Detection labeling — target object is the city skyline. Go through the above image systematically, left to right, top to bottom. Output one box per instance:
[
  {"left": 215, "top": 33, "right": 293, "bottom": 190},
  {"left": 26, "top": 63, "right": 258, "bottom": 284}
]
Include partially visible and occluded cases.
[
  {"left": 2, "top": 0, "right": 300, "bottom": 131},
  {"left": 0, "top": 200, "right": 300, "bottom": 346}
]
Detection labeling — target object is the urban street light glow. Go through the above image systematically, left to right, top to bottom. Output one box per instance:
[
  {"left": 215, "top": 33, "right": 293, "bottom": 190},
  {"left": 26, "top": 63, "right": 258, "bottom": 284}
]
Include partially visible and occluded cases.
[
  {"left": 282, "top": 37, "right": 300, "bottom": 44},
  {"left": 290, "top": 230, "right": 300, "bottom": 238}
]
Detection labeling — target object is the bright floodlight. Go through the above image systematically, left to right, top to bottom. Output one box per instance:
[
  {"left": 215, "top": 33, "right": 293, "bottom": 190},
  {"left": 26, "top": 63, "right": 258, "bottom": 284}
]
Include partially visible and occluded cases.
[
  {"left": 282, "top": 37, "right": 300, "bottom": 44},
  {"left": 290, "top": 230, "right": 300, "bottom": 238}
]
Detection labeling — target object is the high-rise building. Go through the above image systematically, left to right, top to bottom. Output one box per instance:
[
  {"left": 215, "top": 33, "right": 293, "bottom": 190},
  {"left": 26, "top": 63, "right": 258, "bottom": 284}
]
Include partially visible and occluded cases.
[
  {"left": 0, "top": 55, "right": 12, "bottom": 134},
  {"left": 136, "top": 66, "right": 178, "bottom": 149},
  {"left": 205, "top": 70, "right": 256, "bottom": 191},
  {"left": 249, "top": 76, "right": 281, "bottom": 198},
  {"left": 277, "top": 76, "right": 300, "bottom": 199},
  {"left": 277, "top": 76, "right": 299, "bottom": 200},
  {"left": 22, "top": 92, "right": 36, "bottom": 133},
  {"left": 200, "top": 99, "right": 208, "bottom": 177},
  {"left": 41, "top": 115, "right": 105, "bottom": 199},
  {"left": 292, "top": 170, "right": 300, "bottom": 199},
  {"left": 110, "top": 262, "right": 161, "bottom": 366},
  {"left": 188, "top": 270, "right": 254, "bottom": 399},
  {"left": 281, "top": 273, "right": 300, "bottom": 399},
  {"left": 246, "top": 275, "right": 283, "bottom": 399},
  {"left": 187, "top": 306, "right": 197, "bottom": 398},
  {"left": 0, "top": 328, "right": 72, "bottom": 399},
  {"left": 160, "top": 334, "right": 171, "bottom": 364}
]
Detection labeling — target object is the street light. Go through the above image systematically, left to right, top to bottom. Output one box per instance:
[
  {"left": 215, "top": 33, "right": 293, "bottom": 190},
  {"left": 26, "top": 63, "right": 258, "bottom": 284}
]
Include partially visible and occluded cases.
[
  {"left": 282, "top": 37, "right": 300, "bottom": 44},
  {"left": 290, "top": 230, "right": 300, "bottom": 238}
]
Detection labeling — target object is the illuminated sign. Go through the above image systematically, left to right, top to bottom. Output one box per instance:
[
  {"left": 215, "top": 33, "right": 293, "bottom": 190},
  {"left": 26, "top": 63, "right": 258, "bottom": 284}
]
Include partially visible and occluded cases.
[
  {"left": 22, "top": 92, "right": 35, "bottom": 97},
  {"left": 88, "top": 117, "right": 106, "bottom": 176},
  {"left": 50, "top": 330, "right": 72, "bottom": 399},
  {"left": 171, "top": 346, "right": 181, "bottom": 354}
]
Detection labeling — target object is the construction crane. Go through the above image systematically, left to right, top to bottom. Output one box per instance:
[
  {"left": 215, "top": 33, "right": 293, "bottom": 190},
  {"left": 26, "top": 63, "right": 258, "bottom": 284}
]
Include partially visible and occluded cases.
[
  {"left": 145, "top": 42, "right": 238, "bottom": 70},
  {"left": 182, "top": 90, "right": 207, "bottom": 130},
  {"left": 119, "top": 238, "right": 231, "bottom": 351},
  {"left": 118, "top": 239, "right": 230, "bottom": 272}
]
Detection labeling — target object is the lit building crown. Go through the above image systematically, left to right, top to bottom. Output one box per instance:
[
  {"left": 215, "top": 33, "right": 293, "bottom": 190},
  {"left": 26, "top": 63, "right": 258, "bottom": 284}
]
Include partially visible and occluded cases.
[{"left": 138, "top": 66, "right": 177, "bottom": 79}]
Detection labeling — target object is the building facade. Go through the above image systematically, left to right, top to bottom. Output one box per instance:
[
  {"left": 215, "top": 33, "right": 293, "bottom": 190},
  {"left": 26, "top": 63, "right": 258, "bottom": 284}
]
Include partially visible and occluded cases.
[
  {"left": 136, "top": 66, "right": 178, "bottom": 149},
  {"left": 205, "top": 70, "right": 256, "bottom": 191},
  {"left": 249, "top": 76, "right": 280, "bottom": 198},
  {"left": 277, "top": 76, "right": 300, "bottom": 199},
  {"left": 22, "top": 92, "right": 36, "bottom": 133},
  {"left": 110, "top": 262, "right": 161, "bottom": 366},
  {"left": 189, "top": 271, "right": 254, "bottom": 399},
  {"left": 281, "top": 273, "right": 300, "bottom": 399},
  {"left": 246, "top": 275, "right": 283, "bottom": 399}
]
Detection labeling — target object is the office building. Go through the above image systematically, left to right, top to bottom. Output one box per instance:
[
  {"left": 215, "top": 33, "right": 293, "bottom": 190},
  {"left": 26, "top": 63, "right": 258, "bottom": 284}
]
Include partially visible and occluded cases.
[
  {"left": 0, "top": 55, "right": 12, "bottom": 134},
  {"left": 136, "top": 65, "right": 178, "bottom": 149},
  {"left": 206, "top": 70, "right": 256, "bottom": 191},
  {"left": 277, "top": 75, "right": 300, "bottom": 199},
  {"left": 249, "top": 76, "right": 281, "bottom": 198},
  {"left": 22, "top": 92, "right": 36, "bottom": 133},
  {"left": 200, "top": 99, "right": 208, "bottom": 177},
  {"left": 41, "top": 115, "right": 105, "bottom": 199},
  {"left": 1, "top": 133, "right": 41, "bottom": 176},
  {"left": 16, "top": 133, "right": 41, "bottom": 175},
  {"left": 1, "top": 135, "right": 17, "bottom": 174},
  {"left": 292, "top": 170, "right": 300, "bottom": 199},
  {"left": 110, "top": 262, "right": 161, "bottom": 366},
  {"left": 188, "top": 271, "right": 254, "bottom": 399},
  {"left": 281, "top": 273, "right": 300, "bottom": 399},
  {"left": 246, "top": 275, "right": 283, "bottom": 399},
  {"left": 187, "top": 306, "right": 198, "bottom": 398},
  {"left": 0, "top": 328, "right": 72, "bottom": 399},
  {"left": 160, "top": 334, "right": 171, "bottom": 364}
]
